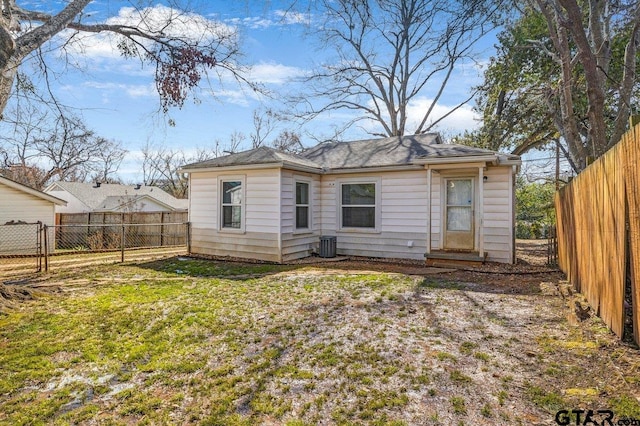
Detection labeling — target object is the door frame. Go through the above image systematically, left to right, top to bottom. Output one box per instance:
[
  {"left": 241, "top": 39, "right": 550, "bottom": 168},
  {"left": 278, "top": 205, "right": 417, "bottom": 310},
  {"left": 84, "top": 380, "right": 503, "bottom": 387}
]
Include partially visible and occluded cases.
[{"left": 441, "top": 175, "right": 478, "bottom": 252}]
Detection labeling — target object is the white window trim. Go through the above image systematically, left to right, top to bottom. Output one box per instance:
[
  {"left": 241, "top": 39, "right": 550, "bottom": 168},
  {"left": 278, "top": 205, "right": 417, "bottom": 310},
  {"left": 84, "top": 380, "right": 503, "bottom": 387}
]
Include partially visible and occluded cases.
[
  {"left": 218, "top": 175, "right": 246, "bottom": 233},
  {"left": 293, "top": 177, "right": 313, "bottom": 234},
  {"left": 337, "top": 177, "right": 381, "bottom": 233}
]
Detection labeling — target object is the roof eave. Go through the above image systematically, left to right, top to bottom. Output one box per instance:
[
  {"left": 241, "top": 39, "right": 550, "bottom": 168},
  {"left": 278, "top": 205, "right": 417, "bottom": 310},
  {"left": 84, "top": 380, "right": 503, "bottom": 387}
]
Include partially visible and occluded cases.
[
  {"left": 414, "top": 154, "right": 499, "bottom": 165},
  {"left": 181, "top": 161, "right": 322, "bottom": 174},
  {"left": 280, "top": 161, "right": 323, "bottom": 174},
  {"left": 180, "top": 162, "right": 284, "bottom": 173},
  {"left": 323, "top": 164, "right": 425, "bottom": 174},
  {"left": 2, "top": 177, "right": 67, "bottom": 206}
]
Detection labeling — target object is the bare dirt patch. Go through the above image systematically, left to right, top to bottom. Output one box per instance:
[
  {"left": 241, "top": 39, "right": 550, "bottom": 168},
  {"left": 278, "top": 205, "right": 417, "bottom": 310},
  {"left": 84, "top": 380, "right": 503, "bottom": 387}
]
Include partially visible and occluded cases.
[{"left": 0, "top": 240, "right": 638, "bottom": 425}]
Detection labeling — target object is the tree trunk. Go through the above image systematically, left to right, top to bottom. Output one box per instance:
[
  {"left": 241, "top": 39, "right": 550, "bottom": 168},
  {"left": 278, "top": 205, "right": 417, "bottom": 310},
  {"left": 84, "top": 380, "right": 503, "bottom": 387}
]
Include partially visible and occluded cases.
[
  {"left": 0, "top": 0, "right": 92, "bottom": 118},
  {"left": 559, "top": 0, "right": 608, "bottom": 159},
  {"left": 0, "top": 59, "right": 17, "bottom": 118}
]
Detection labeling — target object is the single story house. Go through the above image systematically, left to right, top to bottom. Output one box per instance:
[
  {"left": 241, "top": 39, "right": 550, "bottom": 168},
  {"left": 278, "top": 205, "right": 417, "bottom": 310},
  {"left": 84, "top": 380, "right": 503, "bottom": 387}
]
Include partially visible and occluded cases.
[
  {"left": 181, "top": 134, "right": 521, "bottom": 264},
  {"left": 0, "top": 175, "right": 67, "bottom": 254},
  {"left": 44, "top": 182, "right": 188, "bottom": 214}
]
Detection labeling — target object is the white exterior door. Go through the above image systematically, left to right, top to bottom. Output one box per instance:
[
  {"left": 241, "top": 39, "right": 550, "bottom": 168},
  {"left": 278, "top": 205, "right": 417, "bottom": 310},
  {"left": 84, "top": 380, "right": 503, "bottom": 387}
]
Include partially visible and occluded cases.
[{"left": 444, "top": 178, "right": 475, "bottom": 250}]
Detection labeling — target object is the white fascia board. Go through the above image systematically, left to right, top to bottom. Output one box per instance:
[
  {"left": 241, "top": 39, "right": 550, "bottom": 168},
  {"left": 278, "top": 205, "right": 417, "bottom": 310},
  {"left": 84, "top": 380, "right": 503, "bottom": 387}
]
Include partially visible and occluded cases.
[
  {"left": 415, "top": 154, "right": 498, "bottom": 166},
  {"left": 499, "top": 158, "right": 522, "bottom": 167},
  {"left": 280, "top": 161, "right": 323, "bottom": 174},
  {"left": 424, "top": 161, "right": 489, "bottom": 171},
  {"left": 180, "top": 163, "right": 283, "bottom": 174},
  {"left": 322, "top": 164, "right": 425, "bottom": 174}
]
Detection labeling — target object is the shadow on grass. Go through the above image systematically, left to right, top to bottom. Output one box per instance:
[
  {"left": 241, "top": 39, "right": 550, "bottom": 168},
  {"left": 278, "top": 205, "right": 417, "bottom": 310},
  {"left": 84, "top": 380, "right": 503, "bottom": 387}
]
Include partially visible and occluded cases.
[{"left": 135, "top": 255, "right": 560, "bottom": 297}]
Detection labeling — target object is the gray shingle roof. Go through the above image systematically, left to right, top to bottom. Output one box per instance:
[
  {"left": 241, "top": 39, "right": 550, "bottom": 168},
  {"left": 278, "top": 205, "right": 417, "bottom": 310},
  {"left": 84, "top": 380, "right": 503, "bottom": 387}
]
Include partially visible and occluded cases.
[
  {"left": 182, "top": 134, "right": 519, "bottom": 172},
  {"left": 300, "top": 134, "right": 512, "bottom": 169},
  {"left": 182, "top": 146, "right": 322, "bottom": 170},
  {"left": 47, "top": 182, "right": 187, "bottom": 211}
]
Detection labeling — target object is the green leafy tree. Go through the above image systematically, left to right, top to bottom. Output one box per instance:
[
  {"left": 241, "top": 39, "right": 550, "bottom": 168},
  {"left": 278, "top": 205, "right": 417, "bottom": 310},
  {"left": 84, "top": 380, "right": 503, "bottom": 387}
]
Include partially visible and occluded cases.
[
  {"left": 459, "top": 1, "right": 640, "bottom": 172},
  {"left": 515, "top": 176, "right": 556, "bottom": 239}
]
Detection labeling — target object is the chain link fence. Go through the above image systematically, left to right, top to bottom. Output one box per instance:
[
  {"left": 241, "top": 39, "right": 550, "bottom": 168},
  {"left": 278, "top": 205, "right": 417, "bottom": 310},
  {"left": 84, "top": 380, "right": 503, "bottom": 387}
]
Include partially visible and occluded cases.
[
  {"left": 0, "top": 221, "right": 190, "bottom": 280},
  {"left": 0, "top": 222, "right": 44, "bottom": 278}
]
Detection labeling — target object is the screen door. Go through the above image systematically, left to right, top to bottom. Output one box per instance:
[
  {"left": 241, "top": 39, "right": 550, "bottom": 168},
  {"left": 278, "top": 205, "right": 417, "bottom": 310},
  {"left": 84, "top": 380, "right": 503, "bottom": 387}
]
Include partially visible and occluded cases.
[{"left": 444, "top": 178, "right": 474, "bottom": 250}]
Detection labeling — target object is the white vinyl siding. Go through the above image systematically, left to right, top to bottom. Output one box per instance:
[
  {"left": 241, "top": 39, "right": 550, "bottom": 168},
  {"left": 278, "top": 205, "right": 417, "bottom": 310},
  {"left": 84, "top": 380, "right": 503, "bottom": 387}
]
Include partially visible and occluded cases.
[
  {"left": 188, "top": 164, "right": 515, "bottom": 264},
  {"left": 481, "top": 167, "right": 513, "bottom": 263},
  {"left": 189, "top": 169, "right": 282, "bottom": 262},
  {"left": 281, "top": 171, "right": 320, "bottom": 261},
  {"left": 320, "top": 171, "right": 427, "bottom": 260},
  {"left": 0, "top": 183, "right": 57, "bottom": 226},
  {"left": 0, "top": 183, "right": 58, "bottom": 254}
]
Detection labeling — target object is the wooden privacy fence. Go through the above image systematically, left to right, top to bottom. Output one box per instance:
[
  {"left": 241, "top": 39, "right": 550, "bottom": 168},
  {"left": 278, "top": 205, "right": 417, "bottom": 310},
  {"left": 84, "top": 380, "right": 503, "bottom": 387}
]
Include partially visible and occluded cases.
[
  {"left": 555, "top": 124, "right": 640, "bottom": 344},
  {"left": 56, "top": 212, "right": 188, "bottom": 250}
]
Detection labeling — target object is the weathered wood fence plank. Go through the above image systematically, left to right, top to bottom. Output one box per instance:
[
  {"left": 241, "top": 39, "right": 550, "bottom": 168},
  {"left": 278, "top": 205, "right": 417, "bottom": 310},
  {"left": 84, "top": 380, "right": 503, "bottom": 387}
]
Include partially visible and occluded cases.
[{"left": 555, "top": 123, "right": 639, "bottom": 343}]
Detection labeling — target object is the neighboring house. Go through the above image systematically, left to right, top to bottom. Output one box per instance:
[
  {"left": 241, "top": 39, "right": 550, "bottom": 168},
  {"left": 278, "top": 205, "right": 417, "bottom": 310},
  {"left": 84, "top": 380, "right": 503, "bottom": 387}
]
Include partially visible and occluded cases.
[
  {"left": 181, "top": 134, "right": 521, "bottom": 264},
  {"left": 0, "top": 175, "right": 67, "bottom": 254},
  {"left": 44, "top": 182, "right": 188, "bottom": 213}
]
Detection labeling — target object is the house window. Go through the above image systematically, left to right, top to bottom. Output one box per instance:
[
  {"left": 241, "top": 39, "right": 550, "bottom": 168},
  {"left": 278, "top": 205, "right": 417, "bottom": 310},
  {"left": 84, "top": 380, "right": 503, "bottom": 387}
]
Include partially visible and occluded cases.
[
  {"left": 221, "top": 179, "right": 243, "bottom": 229},
  {"left": 295, "top": 181, "right": 310, "bottom": 229},
  {"left": 341, "top": 182, "right": 376, "bottom": 228}
]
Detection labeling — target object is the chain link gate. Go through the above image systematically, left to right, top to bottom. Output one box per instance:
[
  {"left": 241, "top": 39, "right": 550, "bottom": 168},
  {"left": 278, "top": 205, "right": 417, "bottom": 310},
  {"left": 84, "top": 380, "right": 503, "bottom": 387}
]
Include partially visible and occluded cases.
[{"left": 0, "top": 221, "right": 43, "bottom": 279}]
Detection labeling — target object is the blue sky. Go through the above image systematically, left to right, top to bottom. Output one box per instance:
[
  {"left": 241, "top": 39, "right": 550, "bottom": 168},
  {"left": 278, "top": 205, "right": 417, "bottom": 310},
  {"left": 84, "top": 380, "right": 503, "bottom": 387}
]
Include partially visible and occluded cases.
[{"left": 14, "top": 1, "right": 501, "bottom": 183}]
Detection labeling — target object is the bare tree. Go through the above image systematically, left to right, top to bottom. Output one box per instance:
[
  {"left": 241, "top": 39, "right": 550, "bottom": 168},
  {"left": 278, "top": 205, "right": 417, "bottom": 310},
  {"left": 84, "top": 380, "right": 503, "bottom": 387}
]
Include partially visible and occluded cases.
[
  {"left": 289, "top": 0, "right": 505, "bottom": 137},
  {"left": 0, "top": 1, "right": 256, "bottom": 117},
  {"left": 0, "top": 105, "right": 127, "bottom": 188},
  {"left": 249, "top": 109, "right": 277, "bottom": 149},
  {"left": 271, "top": 130, "right": 303, "bottom": 153},
  {"left": 224, "top": 131, "right": 247, "bottom": 154},
  {"left": 89, "top": 138, "right": 127, "bottom": 184},
  {"left": 141, "top": 143, "right": 219, "bottom": 198}
]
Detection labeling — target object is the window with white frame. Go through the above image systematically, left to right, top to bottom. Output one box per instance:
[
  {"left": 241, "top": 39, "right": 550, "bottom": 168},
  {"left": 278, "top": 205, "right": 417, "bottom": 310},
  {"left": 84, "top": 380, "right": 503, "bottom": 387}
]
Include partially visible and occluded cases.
[
  {"left": 220, "top": 179, "right": 243, "bottom": 229},
  {"left": 295, "top": 181, "right": 310, "bottom": 230},
  {"left": 340, "top": 182, "right": 376, "bottom": 228}
]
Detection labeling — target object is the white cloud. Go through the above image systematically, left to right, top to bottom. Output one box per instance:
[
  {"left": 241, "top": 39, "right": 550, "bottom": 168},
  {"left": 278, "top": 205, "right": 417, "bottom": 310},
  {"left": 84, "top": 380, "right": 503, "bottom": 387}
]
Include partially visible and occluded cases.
[
  {"left": 59, "top": 5, "right": 237, "bottom": 62},
  {"left": 107, "top": 5, "right": 236, "bottom": 42},
  {"left": 225, "top": 9, "right": 311, "bottom": 30},
  {"left": 273, "top": 10, "right": 312, "bottom": 26},
  {"left": 241, "top": 17, "right": 277, "bottom": 29},
  {"left": 248, "top": 62, "right": 306, "bottom": 84},
  {"left": 82, "top": 81, "right": 156, "bottom": 99},
  {"left": 353, "top": 97, "right": 481, "bottom": 137},
  {"left": 405, "top": 97, "right": 481, "bottom": 135}
]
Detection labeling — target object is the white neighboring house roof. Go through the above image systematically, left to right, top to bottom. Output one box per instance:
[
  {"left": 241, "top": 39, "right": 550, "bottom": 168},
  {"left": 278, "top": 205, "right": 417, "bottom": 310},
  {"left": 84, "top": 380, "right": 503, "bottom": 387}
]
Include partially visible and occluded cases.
[
  {"left": 0, "top": 175, "right": 67, "bottom": 206},
  {"left": 44, "top": 182, "right": 187, "bottom": 212},
  {"left": 94, "top": 195, "right": 179, "bottom": 212}
]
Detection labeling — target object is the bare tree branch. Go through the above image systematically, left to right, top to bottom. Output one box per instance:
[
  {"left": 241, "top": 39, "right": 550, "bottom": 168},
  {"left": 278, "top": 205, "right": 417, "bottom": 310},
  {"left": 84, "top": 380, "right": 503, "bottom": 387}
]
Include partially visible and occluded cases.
[
  {"left": 287, "top": 0, "right": 504, "bottom": 137},
  {"left": 0, "top": 1, "right": 256, "bottom": 118}
]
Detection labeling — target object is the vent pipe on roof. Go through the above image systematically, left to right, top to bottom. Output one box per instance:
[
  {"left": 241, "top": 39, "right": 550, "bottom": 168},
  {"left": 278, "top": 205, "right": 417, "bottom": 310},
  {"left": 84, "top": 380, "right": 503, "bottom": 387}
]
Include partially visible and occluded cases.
[
  {"left": 94, "top": 182, "right": 101, "bottom": 188},
  {"left": 134, "top": 184, "right": 141, "bottom": 190}
]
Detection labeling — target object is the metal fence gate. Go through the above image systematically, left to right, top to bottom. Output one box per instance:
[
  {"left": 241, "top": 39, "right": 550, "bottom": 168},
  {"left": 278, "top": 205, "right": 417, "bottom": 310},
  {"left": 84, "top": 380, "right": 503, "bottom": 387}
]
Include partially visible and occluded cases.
[
  {"left": 0, "top": 221, "right": 44, "bottom": 278},
  {"left": 0, "top": 221, "right": 190, "bottom": 280}
]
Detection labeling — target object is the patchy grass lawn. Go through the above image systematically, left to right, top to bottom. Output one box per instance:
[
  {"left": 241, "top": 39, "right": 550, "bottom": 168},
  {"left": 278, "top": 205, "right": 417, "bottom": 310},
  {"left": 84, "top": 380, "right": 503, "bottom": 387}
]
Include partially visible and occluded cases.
[{"left": 0, "top": 257, "right": 639, "bottom": 425}]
